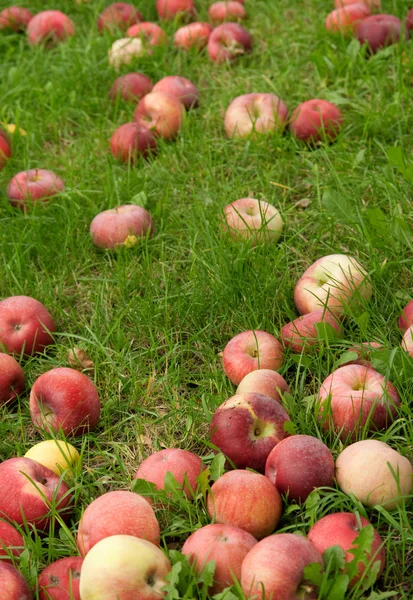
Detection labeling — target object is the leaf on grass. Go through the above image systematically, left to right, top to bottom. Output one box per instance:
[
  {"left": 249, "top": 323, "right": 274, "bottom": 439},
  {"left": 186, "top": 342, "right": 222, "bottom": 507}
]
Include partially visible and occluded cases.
[
  {"left": 322, "top": 189, "right": 356, "bottom": 226},
  {"left": 131, "top": 191, "right": 148, "bottom": 207},
  {"left": 393, "top": 216, "right": 412, "bottom": 248},
  {"left": 354, "top": 311, "right": 369, "bottom": 336},
  {"left": 335, "top": 350, "right": 359, "bottom": 367},
  {"left": 283, "top": 420, "right": 299, "bottom": 435},
  {"left": 210, "top": 453, "right": 226, "bottom": 482},
  {"left": 196, "top": 467, "right": 210, "bottom": 498},
  {"left": 131, "top": 478, "right": 157, "bottom": 496},
  {"left": 163, "top": 561, "right": 182, "bottom": 600},
  {"left": 325, "top": 574, "right": 350, "bottom": 600}
]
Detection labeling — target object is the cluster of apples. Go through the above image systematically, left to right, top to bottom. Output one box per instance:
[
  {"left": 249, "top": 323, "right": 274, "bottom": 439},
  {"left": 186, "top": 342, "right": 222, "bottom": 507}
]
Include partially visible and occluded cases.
[{"left": 0, "top": 6, "right": 75, "bottom": 45}]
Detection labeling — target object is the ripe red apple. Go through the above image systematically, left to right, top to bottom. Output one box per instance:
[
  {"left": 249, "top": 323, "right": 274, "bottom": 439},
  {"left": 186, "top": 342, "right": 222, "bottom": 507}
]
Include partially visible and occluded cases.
[
  {"left": 156, "top": 0, "right": 195, "bottom": 20},
  {"left": 335, "top": 0, "right": 380, "bottom": 8},
  {"left": 209, "top": 2, "right": 246, "bottom": 23},
  {"left": 97, "top": 3, "right": 142, "bottom": 32},
  {"left": 325, "top": 4, "right": 370, "bottom": 34},
  {"left": 0, "top": 7, "right": 33, "bottom": 31},
  {"left": 407, "top": 8, "right": 413, "bottom": 31},
  {"left": 27, "top": 10, "right": 75, "bottom": 46},
  {"left": 355, "top": 14, "right": 409, "bottom": 53},
  {"left": 127, "top": 22, "right": 167, "bottom": 47},
  {"left": 174, "top": 22, "right": 213, "bottom": 49},
  {"left": 208, "top": 23, "right": 252, "bottom": 63},
  {"left": 109, "top": 73, "right": 153, "bottom": 102},
  {"left": 152, "top": 76, "right": 199, "bottom": 110},
  {"left": 134, "top": 92, "right": 185, "bottom": 140},
  {"left": 225, "top": 93, "right": 288, "bottom": 139},
  {"left": 290, "top": 99, "right": 343, "bottom": 143},
  {"left": 110, "top": 123, "right": 157, "bottom": 163},
  {"left": 0, "top": 127, "right": 12, "bottom": 171},
  {"left": 7, "top": 169, "right": 64, "bottom": 209},
  {"left": 223, "top": 198, "right": 283, "bottom": 245},
  {"left": 90, "top": 204, "right": 154, "bottom": 249},
  {"left": 294, "top": 254, "right": 372, "bottom": 315},
  {"left": 0, "top": 295, "right": 55, "bottom": 355},
  {"left": 398, "top": 299, "right": 413, "bottom": 333},
  {"left": 281, "top": 309, "right": 343, "bottom": 353},
  {"left": 402, "top": 325, "right": 413, "bottom": 357},
  {"left": 222, "top": 329, "right": 284, "bottom": 385},
  {"left": 341, "top": 341, "right": 383, "bottom": 368},
  {"left": 0, "top": 352, "right": 25, "bottom": 405},
  {"left": 317, "top": 364, "right": 400, "bottom": 440},
  {"left": 30, "top": 367, "right": 101, "bottom": 436},
  {"left": 236, "top": 369, "right": 290, "bottom": 403},
  {"left": 210, "top": 393, "right": 291, "bottom": 472},
  {"left": 265, "top": 435, "right": 335, "bottom": 503},
  {"left": 336, "top": 440, "right": 413, "bottom": 510},
  {"left": 0, "top": 457, "right": 71, "bottom": 530},
  {"left": 207, "top": 470, "right": 282, "bottom": 539},
  {"left": 77, "top": 490, "right": 160, "bottom": 556},
  {"left": 308, "top": 513, "right": 385, "bottom": 587},
  {"left": 0, "top": 521, "right": 24, "bottom": 563},
  {"left": 182, "top": 524, "right": 257, "bottom": 594},
  {"left": 241, "top": 533, "right": 323, "bottom": 600},
  {"left": 37, "top": 556, "right": 83, "bottom": 600},
  {"left": 0, "top": 563, "right": 32, "bottom": 599}
]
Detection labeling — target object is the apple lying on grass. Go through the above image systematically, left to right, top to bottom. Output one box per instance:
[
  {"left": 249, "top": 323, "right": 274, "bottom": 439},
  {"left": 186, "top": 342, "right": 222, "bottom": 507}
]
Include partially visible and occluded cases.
[
  {"left": 156, "top": 0, "right": 195, "bottom": 20},
  {"left": 335, "top": 0, "right": 380, "bottom": 8},
  {"left": 209, "top": 2, "right": 246, "bottom": 23},
  {"left": 97, "top": 3, "right": 142, "bottom": 33},
  {"left": 325, "top": 4, "right": 370, "bottom": 34},
  {"left": 0, "top": 6, "right": 33, "bottom": 31},
  {"left": 407, "top": 8, "right": 413, "bottom": 31},
  {"left": 27, "top": 10, "right": 75, "bottom": 45},
  {"left": 355, "top": 14, "right": 409, "bottom": 53},
  {"left": 127, "top": 22, "right": 167, "bottom": 47},
  {"left": 174, "top": 22, "right": 213, "bottom": 49},
  {"left": 208, "top": 23, "right": 252, "bottom": 63},
  {"left": 108, "top": 37, "right": 144, "bottom": 69},
  {"left": 109, "top": 73, "right": 153, "bottom": 102},
  {"left": 152, "top": 76, "right": 199, "bottom": 109},
  {"left": 134, "top": 92, "right": 185, "bottom": 140},
  {"left": 224, "top": 93, "right": 288, "bottom": 138},
  {"left": 290, "top": 99, "right": 343, "bottom": 143},
  {"left": 110, "top": 123, "right": 157, "bottom": 163},
  {"left": 0, "top": 127, "right": 11, "bottom": 171},
  {"left": 7, "top": 169, "right": 64, "bottom": 208},
  {"left": 223, "top": 198, "right": 283, "bottom": 244},
  {"left": 90, "top": 204, "right": 154, "bottom": 249},
  {"left": 0, "top": 295, "right": 55, "bottom": 355},
  {"left": 398, "top": 299, "right": 413, "bottom": 333},
  {"left": 281, "top": 309, "right": 343, "bottom": 353},
  {"left": 402, "top": 325, "right": 413, "bottom": 357},
  {"left": 341, "top": 341, "right": 383, "bottom": 368},
  {"left": 0, "top": 352, "right": 24, "bottom": 406},
  {"left": 236, "top": 369, "right": 290, "bottom": 403},
  {"left": 25, "top": 439, "right": 80, "bottom": 477},
  {"left": 0, "top": 521, "right": 24, "bottom": 563},
  {"left": 37, "top": 556, "right": 83, "bottom": 600},
  {"left": 0, "top": 562, "right": 32, "bottom": 600}
]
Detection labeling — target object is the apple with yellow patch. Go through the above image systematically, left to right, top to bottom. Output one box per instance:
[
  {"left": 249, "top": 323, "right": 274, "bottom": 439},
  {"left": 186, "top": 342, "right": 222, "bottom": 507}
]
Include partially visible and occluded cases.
[{"left": 25, "top": 440, "right": 80, "bottom": 477}]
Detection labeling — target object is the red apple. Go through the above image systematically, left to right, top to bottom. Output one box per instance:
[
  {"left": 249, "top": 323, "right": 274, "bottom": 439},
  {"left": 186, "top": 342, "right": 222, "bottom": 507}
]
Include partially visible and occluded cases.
[
  {"left": 156, "top": 0, "right": 195, "bottom": 20},
  {"left": 335, "top": 0, "right": 380, "bottom": 8},
  {"left": 209, "top": 2, "right": 246, "bottom": 23},
  {"left": 97, "top": 3, "right": 142, "bottom": 32},
  {"left": 325, "top": 4, "right": 370, "bottom": 34},
  {"left": 0, "top": 7, "right": 33, "bottom": 31},
  {"left": 407, "top": 8, "right": 413, "bottom": 31},
  {"left": 27, "top": 10, "right": 75, "bottom": 46},
  {"left": 355, "top": 14, "right": 409, "bottom": 53},
  {"left": 127, "top": 22, "right": 167, "bottom": 47},
  {"left": 174, "top": 22, "right": 213, "bottom": 49},
  {"left": 208, "top": 22, "right": 252, "bottom": 63},
  {"left": 109, "top": 73, "right": 153, "bottom": 102},
  {"left": 152, "top": 76, "right": 199, "bottom": 110},
  {"left": 134, "top": 91, "right": 185, "bottom": 140},
  {"left": 225, "top": 93, "right": 288, "bottom": 139},
  {"left": 290, "top": 99, "right": 343, "bottom": 143},
  {"left": 110, "top": 123, "right": 157, "bottom": 163},
  {"left": 0, "top": 127, "right": 12, "bottom": 171},
  {"left": 7, "top": 169, "right": 64, "bottom": 208},
  {"left": 223, "top": 198, "right": 283, "bottom": 245},
  {"left": 90, "top": 204, "right": 154, "bottom": 249},
  {"left": 0, "top": 295, "right": 55, "bottom": 355},
  {"left": 398, "top": 299, "right": 413, "bottom": 333},
  {"left": 281, "top": 309, "right": 343, "bottom": 353},
  {"left": 402, "top": 325, "right": 413, "bottom": 357},
  {"left": 222, "top": 330, "right": 284, "bottom": 385},
  {"left": 341, "top": 341, "right": 383, "bottom": 368},
  {"left": 0, "top": 352, "right": 25, "bottom": 406},
  {"left": 317, "top": 364, "right": 400, "bottom": 440},
  {"left": 30, "top": 367, "right": 101, "bottom": 436},
  {"left": 236, "top": 369, "right": 290, "bottom": 403},
  {"left": 210, "top": 393, "right": 291, "bottom": 472},
  {"left": 265, "top": 435, "right": 335, "bottom": 503},
  {"left": 0, "top": 457, "right": 71, "bottom": 530},
  {"left": 207, "top": 470, "right": 282, "bottom": 539},
  {"left": 77, "top": 490, "right": 160, "bottom": 556},
  {"left": 308, "top": 513, "right": 385, "bottom": 587},
  {"left": 0, "top": 521, "right": 24, "bottom": 563},
  {"left": 182, "top": 524, "right": 257, "bottom": 594},
  {"left": 241, "top": 533, "right": 323, "bottom": 600},
  {"left": 37, "top": 556, "right": 83, "bottom": 600},
  {"left": 0, "top": 563, "right": 32, "bottom": 599}
]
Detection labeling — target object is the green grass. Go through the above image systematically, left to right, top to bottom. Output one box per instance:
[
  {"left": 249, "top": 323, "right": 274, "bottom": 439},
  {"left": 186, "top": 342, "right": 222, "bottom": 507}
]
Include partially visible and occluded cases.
[{"left": 1, "top": 0, "right": 413, "bottom": 598}]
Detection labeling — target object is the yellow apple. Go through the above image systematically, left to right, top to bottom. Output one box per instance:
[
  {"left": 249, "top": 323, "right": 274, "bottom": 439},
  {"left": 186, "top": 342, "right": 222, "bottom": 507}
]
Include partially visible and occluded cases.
[{"left": 24, "top": 440, "right": 80, "bottom": 477}]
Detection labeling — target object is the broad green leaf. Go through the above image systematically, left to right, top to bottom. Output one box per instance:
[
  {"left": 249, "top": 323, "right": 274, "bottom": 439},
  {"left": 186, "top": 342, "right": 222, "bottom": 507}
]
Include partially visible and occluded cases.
[{"left": 210, "top": 453, "right": 226, "bottom": 481}]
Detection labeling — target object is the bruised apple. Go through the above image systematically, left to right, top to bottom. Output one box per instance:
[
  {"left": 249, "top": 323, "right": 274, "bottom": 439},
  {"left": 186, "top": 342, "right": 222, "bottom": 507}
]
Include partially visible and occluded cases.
[
  {"left": 208, "top": 23, "right": 252, "bottom": 63},
  {"left": 90, "top": 204, "right": 154, "bottom": 249}
]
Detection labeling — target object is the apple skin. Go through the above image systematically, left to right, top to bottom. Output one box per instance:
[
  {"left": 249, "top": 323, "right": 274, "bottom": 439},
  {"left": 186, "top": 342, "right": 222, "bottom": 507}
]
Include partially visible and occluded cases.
[
  {"left": 156, "top": 0, "right": 195, "bottom": 20},
  {"left": 335, "top": 0, "right": 380, "bottom": 8},
  {"left": 209, "top": 2, "right": 246, "bottom": 23},
  {"left": 97, "top": 3, "right": 143, "bottom": 33},
  {"left": 325, "top": 4, "right": 370, "bottom": 34},
  {"left": 0, "top": 7, "right": 33, "bottom": 31},
  {"left": 407, "top": 8, "right": 413, "bottom": 31},
  {"left": 27, "top": 10, "right": 75, "bottom": 46},
  {"left": 355, "top": 14, "right": 409, "bottom": 53},
  {"left": 127, "top": 22, "right": 167, "bottom": 47},
  {"left": 174, "top": 22, "right": 213, "bottom": 49},
  {"left": 208, "top": 23, "right": 253, "bottom": 63},
  {"left": 108, "top": 37, "right": 144, "bottom": 69},
  {"left": 109, "top": 73, "right": 153, "bottom": 103},
  {"left": 152, "top": 76, "right": 199, "bottom": 110},
  {"left": 134, "top": 92, "right": 185, "bottom": 140},
  {"left": 225, "top": 93, "right": 288, "bottom": 139},
  {"left": 290, "top": 99, "right": 343, "bottom": 143},
  {"left": 110, "top": 123, "right": 157, "bottom": 164},
  {"left": 0, "top": 128, "right": 12, "bottom": 171},
  {"left": 7, "top": 169, "right": 64, "bottom": 209},
  {"left": 223, "top": 198, "right": 283, "bottom": 245},
  {"left": 90, "top": 204, "right": 154, "bottom": 249},
  {"left": 293, "top": 254, "right": 372, "bottom": 316},
  {"left": 0, "top": 295, "right": 55, "bottom": 356},
  {"left": 398, "top": 299, "right": 413, "bottom": 333},
  {"left": 281, "top": 309, "right": 343, "bottom": 353},
  {"left": 402, "top": 325, "right": 413, "bottom": 357},
  {"left": 222, "top": 330, "right": 284, "bottom": 385},
  {"left": 341, "top": 341, "right": 383, "bottom": 368},
  {"left": 0, "top": 352, "right": 25, "bottom": 406},
  {"left": 316, "top": 364, "right": 400, "bottom": 440},
  {"left": 30, "top": 367, "right": 101, "bottom": 437},
  {"left": 236, "top": 369, "right": 290, "bottom": 403},
  {"left": 210, "top": 393, "right": 291, "bottom": 473},
  {"left": 265, "top": 435, "right": 335, "bottom": 503},
  {"left": 24, "top": 440, "right": 80, "bottom": 477},
  {"left": 336, "top": 440, "right": 413, "bottom": 510},
  {"left": 0, "top": 457, "right": 72, "bottom": 531},
  {"left": 207, "top": 470, "right": 282, "bottom": 540},
  {"left": 77, "top": 490, "right": 160, "bottom": 557},
  {"left": 308, "top": 513, "right": 385, "bottom": 588},
  {"left": 0, "top": 521, "right": 24, "bottom": 563},
  {"left": 182, "top": 524, "right": 257, "bottom": 594},
  {"left": 241, "top": 533, "right": 323, "bottom": 600},
  {"left": 79, "top": 535, "right": 171, "bottom": 600},
  {"left": 37, "top": 556, "right": 83, "bottom": 600},
  {"left": 0, "top": 562, "right": 32, "bottom": 599}
]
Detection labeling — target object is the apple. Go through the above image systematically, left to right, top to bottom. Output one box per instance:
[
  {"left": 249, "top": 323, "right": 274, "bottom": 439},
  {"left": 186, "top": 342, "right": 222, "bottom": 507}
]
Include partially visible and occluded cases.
[
  {"left": 156, "top": 0, "right": 195, "bottom": 20},
  {"left": 335, "top": 0, "right": 380, "bottom": 8},
  {"left": 209, "top": 2, "right": 246, "bottom": 23},
  {"left": 97, "top": 3, "right": 143, "bottom": 33},
  {"left": 325, "top": 4, "right": 370, "bottom": 34},
  {"left": 0, "top": 7, "right": 33, "bottom": 31},
  {"left": 407, "top": 8, "right": 413, "bottom": 31},
  {"left": 27, "top": 10, "right": 75, "bottom": 46},
  {"left": 355, "top": 15, "right": 409, "bottom": 53},
  {"left": 127, "top": 22, "right": 167, "bottom": 47},
  {"left": 174, "top": 22, "right": 213, "bottom": 49},
  {"left": 208, "top": 23, "right": 252, "bottom": 63},
  {"left": 108, "top": 37, "right": 144, "bottom": 69},
  {"left": 109, "top": 73, "right": 153, "bottom": 103},
  {"left": 152, "top": 76, "right": 199, "bottom": 110},
  {"left": 134, "top": 91, "right": 185, "bottom": 140},
  {"left": 224, "top": 93, "right": 288, "bottom": 139},
  {"left": 290, "top": 99, "right": 343, "bottom": 143},
  {"left": 110, "top": 123, "right": 157, "bottom": 164},
  {"left": 0, "top": 127, "right": 12, "bottom": 171},
  {"left": 7, "top": 169, "right": 64, "bottom": 209},
  {"left": 223, "top": 197, "right": 283, "bottom": 245},
  {"left": 90, "top": 204, "right": 154, "bottom": 249},
  {"left": 293, "top": 254, "right": 372, "bottom": 315},
  {"left": 0, "top": 295, "right": 55, "bottom": 355},
  {"left": 398, "top": 299, "right": 413, "bottom": 333},
  {"left": 281, "top": 309, "right": 343, "bottom": 353},
  {"left": 402, "top": 325, "right": 413, "bottom": 357},
  {"left": 222, "top": 330, "right": 284, "bottom": 385},
  {"left": 341, "top": 341, "right": 383, "bottom": 368},
  {"left": 0, "top": 352, "right": 25, "bottom": 406},
  {"left": 316, "top": 364, "right": 400, "bottom": 440},
  {"left": 30, "top": 367, "right": 101, "bottom": 437},
  {"left": 236, "top": 369, "right": 290, "bottom": 403},
  {"left": 210, "top": 393, "right": 291, "bottom": 472},
  {"left": 265, "top": 435, "right": 335, "bottom": 503},
  {"left": 24, "top": 440, "right": 80, "bottom": 477},
  {"left": 336, "top": 440, "right": 413, "bottom": 510},
  {"left": 134, "top": 448, "right": 204, "bottom": 499},
  {"left": 0, "top": 457, "right": 72, "bottom": 530},
  {"left": 207, "top": 470, "right": 282, "bottom": 539},
  {"left": 77, "top": 490, "right": 160, "bottom": 556},
  {"left": 308, "top": 513, "right": 385, "bottom": 587},
  {"left": 0, "top": 521, "right": 24, "bottom": 563},
  {"left": 182, "top": 524, "right": 257, "bottom": 594},
  {"left": 241, "top": 533, "right": 323, "bottom": 600},
  {"left": 79, "top": 535, "right": 171, "bottom": 599},
  {"left": 37, "top": 556, "right": 83, "bottom": 600},
  {"left": 0, "top": 563, "right": 32, "bottom": 599}
]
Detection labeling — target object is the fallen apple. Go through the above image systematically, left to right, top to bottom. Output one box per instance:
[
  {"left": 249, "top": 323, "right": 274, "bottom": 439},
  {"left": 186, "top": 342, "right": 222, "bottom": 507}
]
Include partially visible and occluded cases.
[
  {"left": 156, "top": 0, "right": 195, "bottom": 20},
  {"left": 209, "top": 2, "right": 246, "bottom": 23},
  {"left": 97, "top": 3, "right": 143, "bottom": 33},
  {"left": 325, "top": 4, "right": 370, "bottom": 34},
  {"left": 0, "top": 6, "right": 33, "bottom": 31},
  {"left": 27, "top": 10, "right": 75, "bottom": 46},
  {"left": 355, "top": 14, "right": 409, "bottom": 53},
  {"left": 127, "top": 22, "right": 167, "bottom": 47},
  {"left": 174, "top": 22, "right": 213, "bottom": 49},
  {"left": 208, "top": 22, "right": 252, "bottom": 63},
  {"left": 108, "top": 37, "right": 144, "bottom": 70},
  {"left": 109, "top": 73, "right": 153, "bottom": 103},
  {"left": 152, "top": 75, "right": 199, "bottom": 110},
  {"left": 134, "top": 91, "right": 185, "bottom": 140},
  {"left": 224, "top": 93, "right": 288, "bottom": 138},
  {"left": 290, "top": 99, "right": 343, "bottom": 143},
  {"left": 110, "top": 123, "right": 157, "bottom": 163},
  {"left": 0, "top": 127, "right": 11, "bottom": 171},
  {"left": 7, "top": 169, "right": 64, "bottom": 209},
  {"left": 223, "top": 197, "right": 283, "bottom": 244},
  {"left": 90, "top": 204, "right": 154, "bottom": 249},
  {"left": 0, "top": 295, "right": 55, "bottom": 355},
  {"left": 398, "top": 299, "right": 413, "bottom": 333},
  {"left": 281, "top": 309, "right": 343, "bottom": 353},
  {"left": 402, "top": 325, "right": 413, "bottom": 357},
  {"left": 0, "top": 352, "right": 25, "bottom": 406},
  {"left": 236, "top": 369, "right": 290, "bottom": 403},
  {"left": 24, "top": 439, "right": 80, "bottom": 477},
  {"left": 0, "top": 521, "right": 24, "bottom": 563},
  {"left": 37, "top": 556, "right": 83, "bottom": 600},
  {"left": 0, "top": 562, "right": 32, "bottom": 599}
]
